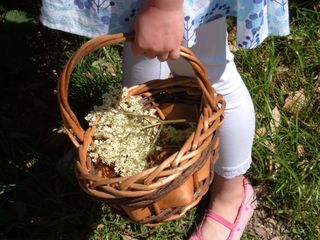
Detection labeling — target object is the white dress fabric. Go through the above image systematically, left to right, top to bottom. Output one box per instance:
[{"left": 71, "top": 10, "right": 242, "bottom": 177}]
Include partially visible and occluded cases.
[{"left": 40, "top": 0, "right": 290, "bottom": 48}]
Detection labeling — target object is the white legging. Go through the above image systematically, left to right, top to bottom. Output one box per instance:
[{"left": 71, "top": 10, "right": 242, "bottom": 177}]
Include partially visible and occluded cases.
[{"left": 122, "top": 18, "right": 255, "bottom": 179}]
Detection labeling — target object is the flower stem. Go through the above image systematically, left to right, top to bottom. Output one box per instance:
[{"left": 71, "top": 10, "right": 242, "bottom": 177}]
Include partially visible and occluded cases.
[
  {"left": 122, "top": 111, "right": 193, "bottom": 129},
  {"left": 140, "top": 119, "right": 189, "bottom": 130}
]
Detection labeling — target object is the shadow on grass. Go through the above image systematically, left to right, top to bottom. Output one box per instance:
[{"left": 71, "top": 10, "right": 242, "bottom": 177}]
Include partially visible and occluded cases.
[{"left": 0, "top": 2, "right": 104, "bottom": 239}]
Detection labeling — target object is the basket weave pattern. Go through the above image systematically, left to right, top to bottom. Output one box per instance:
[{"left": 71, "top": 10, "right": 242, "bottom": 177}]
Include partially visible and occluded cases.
[{"left": 58, "top": 33, "right": 225, "bottom": 225}]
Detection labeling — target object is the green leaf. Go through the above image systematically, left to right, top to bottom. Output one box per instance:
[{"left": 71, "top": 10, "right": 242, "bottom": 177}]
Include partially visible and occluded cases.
[{"left": 4, "top": 9, "right": 32, "bottom": 24}]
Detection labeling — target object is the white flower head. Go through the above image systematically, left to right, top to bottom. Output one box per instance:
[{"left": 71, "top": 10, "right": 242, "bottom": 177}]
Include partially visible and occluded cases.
[{"left": 85, "top": 87, "right": 160, "bottom": 177}]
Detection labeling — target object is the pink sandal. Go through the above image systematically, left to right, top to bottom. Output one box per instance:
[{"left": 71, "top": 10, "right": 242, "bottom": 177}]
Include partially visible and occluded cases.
[{"left": 189, "top": 177, "right": 257, "bottom": 240}]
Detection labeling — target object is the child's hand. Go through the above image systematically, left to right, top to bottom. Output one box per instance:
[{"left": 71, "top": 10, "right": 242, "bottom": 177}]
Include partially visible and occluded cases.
[{"left": 132, "top": 0, "right": 184, "bottom": 61}]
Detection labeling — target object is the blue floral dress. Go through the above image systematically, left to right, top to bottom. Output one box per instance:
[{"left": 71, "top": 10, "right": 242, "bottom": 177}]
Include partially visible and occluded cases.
[{"left": 40, "top": 0, "right": 289, "bottom": 49}]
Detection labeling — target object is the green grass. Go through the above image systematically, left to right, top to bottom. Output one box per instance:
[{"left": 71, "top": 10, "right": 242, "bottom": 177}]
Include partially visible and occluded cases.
[
  {"left": 0, "top": 1, "right": 319, "bottom": 240},
  {"left": 88, "top": 206, "right": 196, "bottom": 240}
]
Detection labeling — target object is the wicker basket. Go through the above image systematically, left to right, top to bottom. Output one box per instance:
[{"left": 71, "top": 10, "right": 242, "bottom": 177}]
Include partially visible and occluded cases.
[{"left": 57, "top": 33, "right": 225, "bottom": 225}]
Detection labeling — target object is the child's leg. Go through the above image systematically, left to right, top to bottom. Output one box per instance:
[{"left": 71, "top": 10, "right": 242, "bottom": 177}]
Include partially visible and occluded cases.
[
  {"left": 122, "top": 17, "right": 255, "bottom": 240},
  {"left": 170, "top": 18, "right": 256, "bottom": 239},
  {"left": 171, "top": 18, "right": 255, "bottom": 240}
]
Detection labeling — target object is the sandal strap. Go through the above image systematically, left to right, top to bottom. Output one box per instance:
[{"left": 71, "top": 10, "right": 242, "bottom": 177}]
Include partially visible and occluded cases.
[{"left": 205, "top": 209, "right": 235, "bottom": 230}]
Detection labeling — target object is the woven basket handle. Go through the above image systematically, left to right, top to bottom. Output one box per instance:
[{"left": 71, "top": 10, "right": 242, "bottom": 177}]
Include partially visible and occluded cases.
[{"left": 58, "top": 32, "right": 220, "bottom": 146}]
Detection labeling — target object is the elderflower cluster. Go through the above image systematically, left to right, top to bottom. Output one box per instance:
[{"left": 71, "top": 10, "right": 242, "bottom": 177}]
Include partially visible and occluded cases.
[
  {"left": 85, "top": 87, "right": 159, "bottom": 177},
  {"left": 160, "top": 125, "right": 195, "bottom": 145}
]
